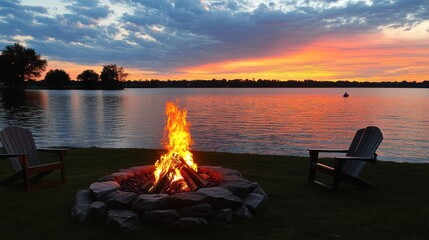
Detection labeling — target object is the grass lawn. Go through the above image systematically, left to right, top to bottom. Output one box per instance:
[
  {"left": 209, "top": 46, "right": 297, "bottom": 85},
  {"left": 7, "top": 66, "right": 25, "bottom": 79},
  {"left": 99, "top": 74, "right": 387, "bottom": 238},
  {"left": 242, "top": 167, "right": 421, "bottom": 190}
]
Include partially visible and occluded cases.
[{"left": 0, "top": 148, "right": 428, "bottom": 240}]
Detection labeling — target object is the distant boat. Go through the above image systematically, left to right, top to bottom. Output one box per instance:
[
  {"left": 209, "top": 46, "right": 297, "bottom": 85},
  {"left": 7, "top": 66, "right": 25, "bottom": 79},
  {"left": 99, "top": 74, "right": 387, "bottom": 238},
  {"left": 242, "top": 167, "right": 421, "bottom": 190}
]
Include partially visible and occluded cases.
[{"left": 343, "top": 92, "right": 349, "bottom": 97}]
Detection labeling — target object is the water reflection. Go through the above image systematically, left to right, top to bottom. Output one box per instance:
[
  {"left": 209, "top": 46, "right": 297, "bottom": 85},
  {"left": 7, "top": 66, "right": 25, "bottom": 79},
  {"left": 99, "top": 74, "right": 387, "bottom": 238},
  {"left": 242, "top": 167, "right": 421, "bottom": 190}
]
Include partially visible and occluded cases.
[
  {"left": 0, "top": 88, "right": 428, "bottom": 163},
  {"left": 0, "top": 89, "right": 46, "bottom": 127}
]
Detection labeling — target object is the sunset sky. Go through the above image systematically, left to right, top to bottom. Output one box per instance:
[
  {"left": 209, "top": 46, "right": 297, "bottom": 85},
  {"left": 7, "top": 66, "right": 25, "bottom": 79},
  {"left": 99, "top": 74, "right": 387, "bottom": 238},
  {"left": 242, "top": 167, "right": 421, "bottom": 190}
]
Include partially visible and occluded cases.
[{"left": 1, "top": 0, "right": 428, "bottom": 81}]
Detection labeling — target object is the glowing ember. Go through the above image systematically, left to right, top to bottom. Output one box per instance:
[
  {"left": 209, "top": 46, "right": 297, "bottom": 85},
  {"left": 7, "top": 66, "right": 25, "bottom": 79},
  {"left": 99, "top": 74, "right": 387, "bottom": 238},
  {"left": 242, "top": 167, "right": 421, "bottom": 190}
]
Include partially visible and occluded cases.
[{"left": 150, "top": 101, "right": 199, "bottom": 193}]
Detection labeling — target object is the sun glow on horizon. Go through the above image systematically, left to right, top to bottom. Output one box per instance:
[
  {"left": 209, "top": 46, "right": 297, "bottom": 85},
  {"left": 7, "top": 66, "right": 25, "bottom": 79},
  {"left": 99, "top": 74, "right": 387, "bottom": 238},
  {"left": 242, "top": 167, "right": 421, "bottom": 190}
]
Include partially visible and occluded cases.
[
  {"left": 40, "top": 31, "right": 429, "bottom": 82},
  {"left": 175, "top": 33, "right": 429, "bottom": 82}
]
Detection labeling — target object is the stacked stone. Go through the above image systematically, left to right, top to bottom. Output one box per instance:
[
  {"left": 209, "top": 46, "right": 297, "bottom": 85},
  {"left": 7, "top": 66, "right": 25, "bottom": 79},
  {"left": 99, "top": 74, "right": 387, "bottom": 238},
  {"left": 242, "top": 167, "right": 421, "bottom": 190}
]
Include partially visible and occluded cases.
[{"left": 71, "top": 165, "right": 267, "bottom": 231}]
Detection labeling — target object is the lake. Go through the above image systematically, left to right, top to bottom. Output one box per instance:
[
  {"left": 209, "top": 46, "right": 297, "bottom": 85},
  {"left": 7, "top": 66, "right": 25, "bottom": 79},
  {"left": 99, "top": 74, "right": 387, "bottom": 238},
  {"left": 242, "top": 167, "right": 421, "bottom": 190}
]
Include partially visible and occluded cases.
[{"left": 0, "top": 88, "right": 428, "bottom": 163}]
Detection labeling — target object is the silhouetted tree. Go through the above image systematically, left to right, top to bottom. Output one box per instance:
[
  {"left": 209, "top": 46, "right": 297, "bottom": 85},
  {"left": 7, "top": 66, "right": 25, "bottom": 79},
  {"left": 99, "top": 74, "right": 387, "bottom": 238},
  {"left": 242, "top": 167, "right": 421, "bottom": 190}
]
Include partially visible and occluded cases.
[
  {"left": 0, "top": 43, "right": 47, "bottom": 87},
  {"left": 100, "top": 64, "right": 125, "bottom": 89},
  {"left": 100, "top": 64, "right": 119, "bottom": 83},
  {"left": 117, "top": 66, "right": 129, "bottom": 81},
  {"left": 44, "top": 69, "right": 70, "bottom": 88},
  {"left": 77, "top": 69, "right": 99, "bottom": 89}
]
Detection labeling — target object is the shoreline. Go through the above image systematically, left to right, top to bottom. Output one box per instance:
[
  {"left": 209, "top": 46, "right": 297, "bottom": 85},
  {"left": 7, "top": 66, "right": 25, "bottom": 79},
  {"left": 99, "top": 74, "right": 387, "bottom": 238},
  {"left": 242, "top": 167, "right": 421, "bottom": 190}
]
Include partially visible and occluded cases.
[{"left": 42, "top": 147, "right": 429, "bottom": 165}]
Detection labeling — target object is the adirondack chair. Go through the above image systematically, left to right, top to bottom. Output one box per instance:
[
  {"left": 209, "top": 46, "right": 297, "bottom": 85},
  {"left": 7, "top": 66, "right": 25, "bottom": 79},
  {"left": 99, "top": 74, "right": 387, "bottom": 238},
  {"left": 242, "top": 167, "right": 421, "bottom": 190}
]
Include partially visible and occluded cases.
[
  {"left": 0, "top": 126, "right": 66, "bottom": 191},
  {"left": 308, "top": 126, "right": 383, "bottom": 192}
]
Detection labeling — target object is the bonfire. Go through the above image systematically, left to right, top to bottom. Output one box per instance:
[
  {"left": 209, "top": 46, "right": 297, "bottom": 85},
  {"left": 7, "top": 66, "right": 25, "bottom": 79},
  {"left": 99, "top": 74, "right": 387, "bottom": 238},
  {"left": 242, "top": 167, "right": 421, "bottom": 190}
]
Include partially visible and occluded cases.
[{"left": 144, "top": 101, "right": 208, "bottom": 194}]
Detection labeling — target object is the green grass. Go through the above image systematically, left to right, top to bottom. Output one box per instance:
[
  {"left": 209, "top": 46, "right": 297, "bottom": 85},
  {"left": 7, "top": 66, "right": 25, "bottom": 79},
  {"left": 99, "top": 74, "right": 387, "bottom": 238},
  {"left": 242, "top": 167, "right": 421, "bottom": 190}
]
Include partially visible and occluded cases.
[{"left": 0, "top": 148, "right": 428, "bottom": 240}]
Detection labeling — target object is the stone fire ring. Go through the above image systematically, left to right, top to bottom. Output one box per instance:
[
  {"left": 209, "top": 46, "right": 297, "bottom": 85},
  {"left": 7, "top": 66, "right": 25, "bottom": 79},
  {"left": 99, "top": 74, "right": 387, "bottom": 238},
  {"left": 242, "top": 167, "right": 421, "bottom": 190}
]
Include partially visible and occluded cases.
[{"left": 71, "top": 165, "right": 268, "bottom": 231}]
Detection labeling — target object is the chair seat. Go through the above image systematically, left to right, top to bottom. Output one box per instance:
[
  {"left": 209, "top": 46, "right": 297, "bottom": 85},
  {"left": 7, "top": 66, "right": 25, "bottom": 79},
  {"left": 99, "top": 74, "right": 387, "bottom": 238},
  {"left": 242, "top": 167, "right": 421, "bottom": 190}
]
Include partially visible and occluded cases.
[{"left": 27, "top": 162, "right": 64, "bottom": 175}]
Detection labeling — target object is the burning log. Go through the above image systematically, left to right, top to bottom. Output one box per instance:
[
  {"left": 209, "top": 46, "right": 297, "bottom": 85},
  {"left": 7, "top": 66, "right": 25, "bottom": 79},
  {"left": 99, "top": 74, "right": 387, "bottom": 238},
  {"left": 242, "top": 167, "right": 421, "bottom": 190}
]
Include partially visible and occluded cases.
[
  {"left": 146, "top": 155, "right": 209, "bottom": 194},
  {"left": 176, "top": 156, "right": 208, "bottom": 188},
  {"left": 181, "top": 165, "right": 208, "bottom": 188},
  {"left": 180, "top": 169, "right": 198, "bottom": 191},
  {"left": 149, "top": 174, "right": 170, "bottom": 194},
  {"left": 141, "top": 175, "right": 155, "bottom": 192}
]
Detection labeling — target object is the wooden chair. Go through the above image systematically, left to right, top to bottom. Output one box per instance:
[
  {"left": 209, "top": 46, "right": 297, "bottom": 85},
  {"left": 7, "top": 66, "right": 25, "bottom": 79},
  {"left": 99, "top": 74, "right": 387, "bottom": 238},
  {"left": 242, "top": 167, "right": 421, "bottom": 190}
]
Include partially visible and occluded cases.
[
  {"left": 0, "top": 126, "right": 67, "bottom": 191},
  {"left": 308, "top": 126, "right": 383, "bottom": 192}
]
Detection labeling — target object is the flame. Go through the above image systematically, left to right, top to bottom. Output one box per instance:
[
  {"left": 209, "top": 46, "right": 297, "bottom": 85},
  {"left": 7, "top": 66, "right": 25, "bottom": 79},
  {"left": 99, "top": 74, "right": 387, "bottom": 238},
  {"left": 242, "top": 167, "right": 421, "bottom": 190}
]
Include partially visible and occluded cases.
[{"left": 151, "top": 101, "right": 198, "bottom": 192}]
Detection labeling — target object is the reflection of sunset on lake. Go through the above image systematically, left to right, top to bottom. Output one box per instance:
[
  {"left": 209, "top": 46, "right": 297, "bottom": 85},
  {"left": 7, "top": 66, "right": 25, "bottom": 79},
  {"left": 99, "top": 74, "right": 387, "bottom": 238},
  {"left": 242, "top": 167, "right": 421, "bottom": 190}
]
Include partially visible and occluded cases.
[{"left": 1, "top": 89, "right": 427, "bottom": 163}]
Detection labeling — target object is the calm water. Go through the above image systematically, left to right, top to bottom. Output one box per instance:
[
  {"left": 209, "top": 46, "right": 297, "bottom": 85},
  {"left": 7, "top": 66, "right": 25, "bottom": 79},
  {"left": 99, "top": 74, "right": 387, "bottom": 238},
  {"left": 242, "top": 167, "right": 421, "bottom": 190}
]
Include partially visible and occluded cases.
[{"left": 0, "top": 88, "right": 428, "bottom": 163}]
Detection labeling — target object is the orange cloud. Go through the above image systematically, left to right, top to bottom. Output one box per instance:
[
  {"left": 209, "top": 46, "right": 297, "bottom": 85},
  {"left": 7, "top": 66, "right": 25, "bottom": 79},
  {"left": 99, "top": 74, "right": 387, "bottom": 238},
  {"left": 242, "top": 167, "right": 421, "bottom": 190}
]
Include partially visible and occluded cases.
[
  {"left": 44, "top": 32, "right": 429, "bottom": 82},
  {"left": 177, "top": 33, "right": 429, "bottom": 82}
]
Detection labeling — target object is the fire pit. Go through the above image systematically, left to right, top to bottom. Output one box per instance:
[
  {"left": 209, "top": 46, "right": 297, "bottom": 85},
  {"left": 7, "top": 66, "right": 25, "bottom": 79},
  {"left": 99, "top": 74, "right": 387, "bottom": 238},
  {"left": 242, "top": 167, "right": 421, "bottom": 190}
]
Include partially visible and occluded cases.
[{"left": 71, "top": 102, "right": 267, "bottom": 231}]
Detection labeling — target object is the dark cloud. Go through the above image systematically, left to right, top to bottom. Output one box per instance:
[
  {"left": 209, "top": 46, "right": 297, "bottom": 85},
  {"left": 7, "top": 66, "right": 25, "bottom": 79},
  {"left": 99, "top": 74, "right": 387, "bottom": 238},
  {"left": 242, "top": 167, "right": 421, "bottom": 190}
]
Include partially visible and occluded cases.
[
  {"left": 0, "top": 0, "right": 428, "bottom": 75},
  {"left": 0, "top": 0, "right": 21, "bottom": 9},
  {"left": 66, "top": 0, "right": 111, "bottom": 22}
]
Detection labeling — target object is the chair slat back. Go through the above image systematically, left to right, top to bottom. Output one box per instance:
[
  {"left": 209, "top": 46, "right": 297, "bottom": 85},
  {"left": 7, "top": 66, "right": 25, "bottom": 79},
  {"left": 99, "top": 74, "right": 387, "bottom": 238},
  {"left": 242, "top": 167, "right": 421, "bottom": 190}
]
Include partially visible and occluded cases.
[
  {"left": 0, "top": 126, "right": 41, "bottom": 171},
  {"left": 342, "top": 126, "right": 383, "bottom": 176}
]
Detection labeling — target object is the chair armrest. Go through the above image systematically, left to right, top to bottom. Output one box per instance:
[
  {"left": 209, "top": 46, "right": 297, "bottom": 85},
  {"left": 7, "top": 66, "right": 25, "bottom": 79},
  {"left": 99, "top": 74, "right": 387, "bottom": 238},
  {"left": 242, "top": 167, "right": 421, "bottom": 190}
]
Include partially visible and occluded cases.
[
  {"left": 38, "top": 148, "right": 68, "bottom": 153},
  {"left": 308, "top": 149, "right": 348, "bottom": 153},
  {"left": 308, "top": 149, "right": 348, "bottom": 166},
  {"left": 334, "top": 156, "right": 377, "bottom": 164}
]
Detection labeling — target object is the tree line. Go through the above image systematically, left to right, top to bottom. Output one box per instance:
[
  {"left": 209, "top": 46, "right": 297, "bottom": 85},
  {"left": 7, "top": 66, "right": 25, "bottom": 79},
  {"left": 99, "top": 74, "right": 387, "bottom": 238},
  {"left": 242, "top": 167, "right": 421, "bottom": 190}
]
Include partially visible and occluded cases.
[
  {"left": 0, "top": 43, "right": 126, "bottom": 89},
  {"left": 1, "top": 43, "right": 428, "bottom": 90},
  {"left": 126, "top": 79, "right": 429, "bottom": 88}
]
